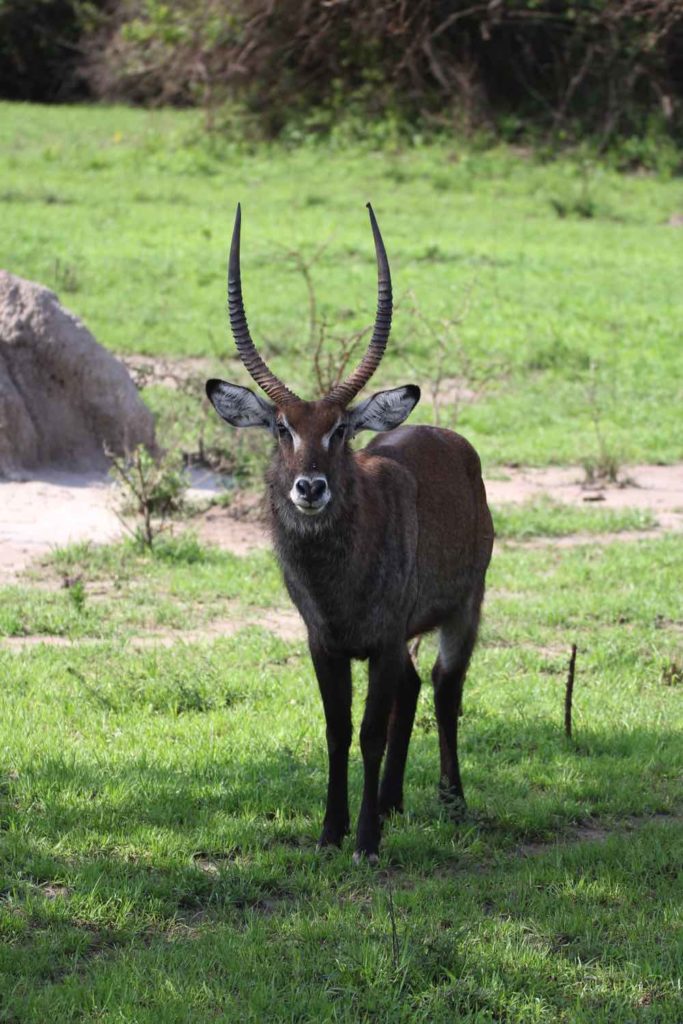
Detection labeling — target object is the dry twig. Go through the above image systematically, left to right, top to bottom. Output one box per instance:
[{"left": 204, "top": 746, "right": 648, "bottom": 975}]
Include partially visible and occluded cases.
[
  {"left": 565, "top": 643, "right": 578, "bottom": 739},
  {"left": 386, "top": 881, "right": 400, "bottom": 970}
]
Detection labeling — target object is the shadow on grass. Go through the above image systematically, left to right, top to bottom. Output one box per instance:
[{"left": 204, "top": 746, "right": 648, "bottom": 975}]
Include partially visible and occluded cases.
[
  {"left": 1, "top": 715, "right": 681, "bottom": 1019},
  {"left": 3, "top": 715, "right": 679, "bottom": 875},
  {"left": 5, "top": 716, "right": 679, "bottom": 833},
  {"left": 2, "top": 804, "right": 681, "bottom": 1022}
]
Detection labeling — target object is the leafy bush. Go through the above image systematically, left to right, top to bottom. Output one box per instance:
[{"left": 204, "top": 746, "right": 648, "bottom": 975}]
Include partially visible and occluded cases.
[
  {"left": 0, "top": 0, "right": 97, "bottom": 100},
  {"left": 80, "top": 0, "right": 683, "bottom": 144},
  {"left": 2, "top": 1, "right": 683, "bottom": 148}
]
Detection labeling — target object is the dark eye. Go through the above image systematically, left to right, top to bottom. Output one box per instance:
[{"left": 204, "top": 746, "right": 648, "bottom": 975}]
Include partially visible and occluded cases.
[
  {"left": 277, "top": 423, "right": 291, "bottom": 441},
  {"left": 333, "top": 424, "right": 347, "bottom": 442}
]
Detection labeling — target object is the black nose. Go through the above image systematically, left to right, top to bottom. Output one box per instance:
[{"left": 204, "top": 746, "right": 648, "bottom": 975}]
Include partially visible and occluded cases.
[{"left": 295, "top": 477, "right": 327, "bottom": 503}]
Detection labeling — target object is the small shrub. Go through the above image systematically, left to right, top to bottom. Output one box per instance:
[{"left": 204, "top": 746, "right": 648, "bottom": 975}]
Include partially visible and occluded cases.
[
  {"left": 549, "top": 194, "right": 598, "bottom": 220},
  {"left": 524, "top": 339, "right": 591, "bottom": 373},
  {"left": 580, "top": 359, "right": 625, "bottom": 486},
  {"left": 108, "top": 444, "right": 187, "bottom": 549},
  {"left": 581, "top": 453, "right": 623, "bottom": 486}
]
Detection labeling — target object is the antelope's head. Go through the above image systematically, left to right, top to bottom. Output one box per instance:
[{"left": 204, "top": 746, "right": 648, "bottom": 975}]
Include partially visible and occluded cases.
[{"left": 206, "top": 204, "right": 420, "bottom": 527}]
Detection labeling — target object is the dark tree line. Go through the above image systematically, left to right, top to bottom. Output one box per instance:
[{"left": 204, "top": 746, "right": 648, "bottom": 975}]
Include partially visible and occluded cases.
[{"left": 2, "top": 1, "right": 682, "bottom": 143}]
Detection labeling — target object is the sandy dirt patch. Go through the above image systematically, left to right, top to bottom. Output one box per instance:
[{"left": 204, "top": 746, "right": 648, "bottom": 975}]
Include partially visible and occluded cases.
[
  {"left": 122, "top": 354, "right": 216, "bottom": 389},
  {"left": 1, "top": 463, "right": 681, "bottom": 580},
  {"left": 485, "top": 463, "right": 683, "bottom": 526},
  {"left": 0, "top": 467, "right": 249, "bottom": 581},
  {"left": 0, "top": 471, "right": 121, "bottom": 581},
  {"left": 197, "top": 489, "right": 270, "bottom": 556},
  {"left": 197, "top": 512, "right": 270, "bottom": 557},
  {"left": 503, "top": 527, "right": 670, "bottom": 550},
  {"left": 515, "top": 811, "right": 681, "bottom": 859}
]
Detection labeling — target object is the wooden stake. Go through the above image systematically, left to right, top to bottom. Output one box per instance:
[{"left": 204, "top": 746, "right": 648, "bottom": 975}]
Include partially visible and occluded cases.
[{"left": 565, "top": 643, "right": 577, "bottom": 739}]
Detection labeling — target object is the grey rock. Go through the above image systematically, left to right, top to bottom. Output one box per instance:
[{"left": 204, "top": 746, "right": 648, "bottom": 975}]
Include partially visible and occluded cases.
[{"left": 0, "top": 271, "right": 155, "bottom": 477}]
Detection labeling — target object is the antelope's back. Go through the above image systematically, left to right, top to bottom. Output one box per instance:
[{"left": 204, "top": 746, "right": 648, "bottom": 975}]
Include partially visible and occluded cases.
[{"left": 365, "top": 425, "right": 494, "bottom": 631}]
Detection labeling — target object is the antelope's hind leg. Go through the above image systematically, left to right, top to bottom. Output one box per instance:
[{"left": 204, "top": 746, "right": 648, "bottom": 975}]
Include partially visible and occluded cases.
[
  {"left": 432, "top": 595, "right": 483, "bottom": 817},
  {"left": 378, "top": 649, "right": 422, "bottom": 819}
]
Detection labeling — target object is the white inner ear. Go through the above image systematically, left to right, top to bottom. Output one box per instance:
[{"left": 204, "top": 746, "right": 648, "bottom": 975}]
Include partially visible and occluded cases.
[
  {"left": 209, "top": 382, "right": 274, "bottom": 429},
  {"left": 351, "top": 387, "right": 418, "bottom": 434}
]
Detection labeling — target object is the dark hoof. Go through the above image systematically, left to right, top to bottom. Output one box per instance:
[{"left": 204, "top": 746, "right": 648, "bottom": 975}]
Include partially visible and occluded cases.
[
  {"left": 317, "top": 821, "right": 348, "bottom": 850},
  {"left": 354, "top": 822, "right": 381, "bottom": 863},
  {"left": 352, "top": 849, "right": 380, "bottom": 867}
]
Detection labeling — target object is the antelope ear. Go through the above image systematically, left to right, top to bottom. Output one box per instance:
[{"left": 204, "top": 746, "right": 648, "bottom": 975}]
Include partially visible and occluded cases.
[
  {"left": 206, "top": 379, "right": 276, "bottom": 430},
  {"left": 349, "top": 385, "right": 420, "bottom": 435}
]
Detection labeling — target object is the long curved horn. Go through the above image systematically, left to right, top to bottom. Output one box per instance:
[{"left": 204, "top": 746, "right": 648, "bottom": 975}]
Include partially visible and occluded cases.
[
  {"left": 325, "top": 202, "right": 393, "bottom": 407},
  {"left": 227, "top": 203, "right": 299, "bottom": 405}
]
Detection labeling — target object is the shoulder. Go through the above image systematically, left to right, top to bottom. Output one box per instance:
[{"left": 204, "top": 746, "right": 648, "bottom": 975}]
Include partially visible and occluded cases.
[{"left": 364, "top": 425, "right": 481, "bottom": 472}]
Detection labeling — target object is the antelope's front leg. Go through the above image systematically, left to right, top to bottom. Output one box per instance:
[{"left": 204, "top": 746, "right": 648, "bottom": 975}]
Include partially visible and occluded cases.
[
  {"left": 310, "top": 645, "right": 352, "bottom": 849},
  {"left": 354, "top": 647, "right": 401, "bottom": 864}
]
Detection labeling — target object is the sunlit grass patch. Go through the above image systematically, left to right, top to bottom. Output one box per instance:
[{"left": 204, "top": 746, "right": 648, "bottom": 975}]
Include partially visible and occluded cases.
[
  {"left": 2, "top": 102, "right": 682, "bottom": 467},
  {"left": 492, "top": 498, "right": 656, "bottom": 540},
  {"left": 0, "top": 538, "right": 286, "bottom": 641}
]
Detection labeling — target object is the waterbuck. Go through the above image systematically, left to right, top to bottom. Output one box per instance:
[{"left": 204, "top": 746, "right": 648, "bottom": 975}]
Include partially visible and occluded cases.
[{"left": 206, "top": 204, "right": 494, "bottom": 863}]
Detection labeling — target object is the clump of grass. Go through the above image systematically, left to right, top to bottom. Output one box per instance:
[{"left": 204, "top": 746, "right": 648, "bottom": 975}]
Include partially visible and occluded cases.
[
  {"left": 548, "top": 155, "right": 620, "bottom": 222},
  {"left": 549, "top": 193, "right": 599, "bottom": 219},
  {"left": 52, "top": 257, "right": 80, "bottom": 293},
  {"left": 580, "top": 358, "right": 626, "bottom": 485},
  {"left": 581, "top": 452, "right": 623, "bottom": 485},
  {"left": 150, "top": 532, "right": 211, "bottom": 564},
  {"left": 64, "top": 576, "right": 86, "bottom": 613},
  {"left": 661, "top": 660, "right": 682, "bottom": 686}
]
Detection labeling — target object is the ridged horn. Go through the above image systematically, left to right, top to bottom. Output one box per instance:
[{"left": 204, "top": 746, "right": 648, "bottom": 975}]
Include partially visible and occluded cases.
[
  {"left": 325, "top": 202, "right": 393, "bottom": 407},
  {"left": 227, "top": 203, "right": 299, "bottom": 405}
]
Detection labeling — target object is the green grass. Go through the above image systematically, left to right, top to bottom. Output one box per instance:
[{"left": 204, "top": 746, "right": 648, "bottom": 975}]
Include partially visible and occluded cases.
[
  {"left": 1, "top": 102, "right": 683, "bottom": 467},
  {"left": 1, "top": 102, "right": 682, "bottom": 1020},
  {"left": 492, "top": 498, "right": 657, "bottom": 540},
  {"left": 1, "top": 533, "right": 681, "bottom": 1021},
  {"left": 0, "top": 537, "right": 283, "bottom": 640}
]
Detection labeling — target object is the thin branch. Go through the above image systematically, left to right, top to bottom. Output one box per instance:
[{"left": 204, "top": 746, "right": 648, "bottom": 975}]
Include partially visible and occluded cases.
[
  {"left": 565, "top": 643, "right": 577, "bottom": 740},
  {"left": 387, "top": 881, "right": 400, "bottom": 970}
]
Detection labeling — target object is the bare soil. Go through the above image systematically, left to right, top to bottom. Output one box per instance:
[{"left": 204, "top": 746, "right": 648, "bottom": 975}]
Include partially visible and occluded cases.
[
  {"left": 122, "top": 354, "right": 216, "bottom": 390},
  {"left": 1, "top": 462, "right": 681, "bottom": 581},
  {"left": 486, "top": 463, "right": 683, "bottom": 527},
  {"left": 0, "top": 470, "right": 120, "bottom": 580}
]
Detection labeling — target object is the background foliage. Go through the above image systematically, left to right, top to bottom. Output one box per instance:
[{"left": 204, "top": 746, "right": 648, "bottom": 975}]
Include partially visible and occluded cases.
[{"left": 2, "top": 1, "right": 683, "bottom": 144}]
